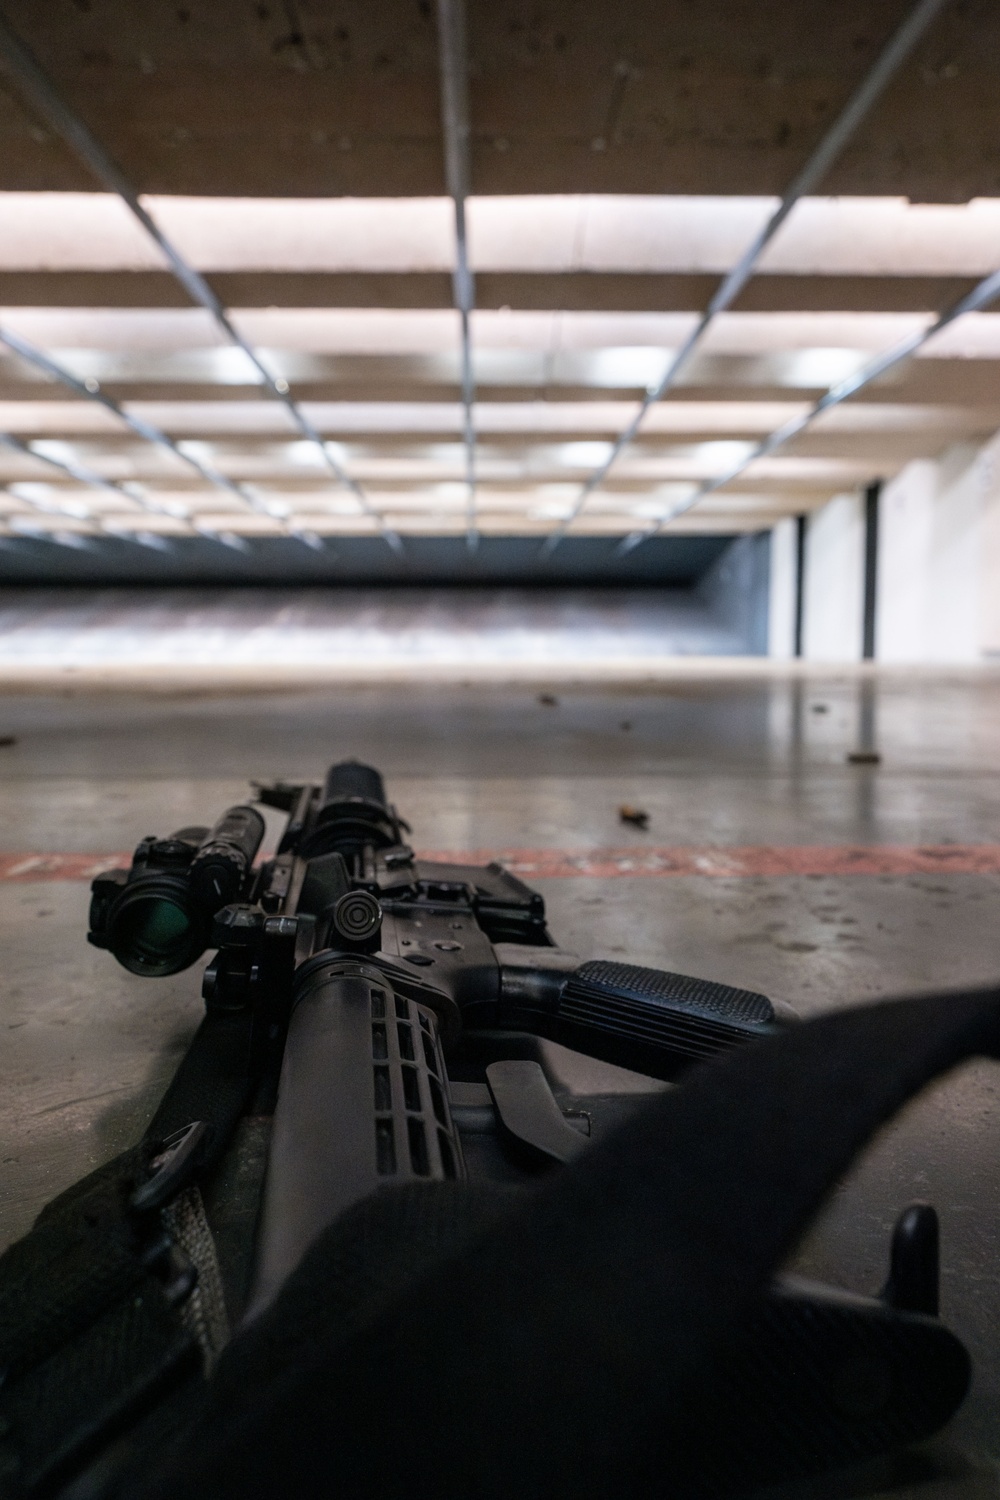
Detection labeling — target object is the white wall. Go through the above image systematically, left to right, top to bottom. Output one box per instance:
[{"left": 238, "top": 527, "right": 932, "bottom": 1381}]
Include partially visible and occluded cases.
[
  {"left": 768, "top": 428, "right": 1000, "bottom": 664},
  {"left": 876, "top": 433, "right": 1000, "bottom": 663},
  {"left": 981, "top": 436, "right": 1000, "bottom": 656},
  {"left": 875, "top": 459, "right": 937, "bottom": 661},
  {"left": 801, "top": 492, "right": 865, "bottom": 662},
  {"left": 767, "top": 517, "right": 798, "bottom": 658}
]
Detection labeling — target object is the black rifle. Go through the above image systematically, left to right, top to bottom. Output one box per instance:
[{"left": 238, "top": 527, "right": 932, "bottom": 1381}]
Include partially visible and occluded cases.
[
  {"left": 0, "top": 760, "right": 975, "bottom": 1498},
  {"left": 91, "top": 760, "right": 793, "bottom": 1312}
]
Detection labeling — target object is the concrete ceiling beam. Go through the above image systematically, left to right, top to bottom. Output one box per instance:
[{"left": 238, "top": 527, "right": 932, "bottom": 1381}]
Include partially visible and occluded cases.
[
  {"left": 0, "top": 0, "right": 993, "bottom": 200},
  {"left": 0, "top": 271, "right": 988, "bottom": 314}
]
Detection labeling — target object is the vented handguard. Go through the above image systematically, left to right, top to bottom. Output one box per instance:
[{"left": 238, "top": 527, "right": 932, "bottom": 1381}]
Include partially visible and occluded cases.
[{"left": 559, "top": 959, "right": 779, "bottom": 1065}]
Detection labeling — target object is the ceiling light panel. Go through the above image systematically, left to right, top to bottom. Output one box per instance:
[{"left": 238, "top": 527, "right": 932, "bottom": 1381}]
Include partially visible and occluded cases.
[
  {"left": 2, "top": 189, "right": 998, "bottom": 544},
  {"left": 0, "top": 194, "right": 999, "bottom": 277},
  {"left": 0, "top": 194, "right": 454, "bottom": 272},
  {"left": 466, "top": 196, "right": 777, "bottom": 273},
  {"left": 470, "top": 196, "right": 1000, "bottom": 277},
  {"left": 1, "top": 307, "right": 972, "bottom": 358},
  {"left": 0, "top": 309, "right": 225, "bottom": 350}
]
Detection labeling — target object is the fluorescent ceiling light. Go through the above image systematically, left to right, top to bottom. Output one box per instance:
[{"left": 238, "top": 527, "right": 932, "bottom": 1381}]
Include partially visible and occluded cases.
[
  {"left": 577, "top": 348, "right": 675, "bottom": 389},
  {"left": 777, "top": 348, "right": 873, "bottom": 387},
  {"left": 24, "top": 438, "right": 83, "bottom": 467},
  {"left": 286, "top": 439, "right": 326, "bottom": 468},
  {"left": 686, "top": 440, "right": 760, "bottom": 467},
  {"left": 551, "top": 441, "right": 615, "bottom": 467},
  {"left": 628, "top": 489, "right": 700, "bottom": 518},
  {"left": 528, "top": 500, "right": 576, "bottom": 519}
]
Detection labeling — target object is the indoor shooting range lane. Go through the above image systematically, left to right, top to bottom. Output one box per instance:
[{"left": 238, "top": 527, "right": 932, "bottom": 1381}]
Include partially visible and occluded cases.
[
  {"left": 0, "top": 587, "right": 753, "bottom": 677},
  {"left": 1, "top": 672, "right": 1000, "bottom": 1493}
]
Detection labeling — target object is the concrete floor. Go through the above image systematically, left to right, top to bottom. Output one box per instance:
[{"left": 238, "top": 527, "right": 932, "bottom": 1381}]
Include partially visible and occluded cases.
[{"left": 2, "top": 668, "right": 1000, "bottom": 1495}]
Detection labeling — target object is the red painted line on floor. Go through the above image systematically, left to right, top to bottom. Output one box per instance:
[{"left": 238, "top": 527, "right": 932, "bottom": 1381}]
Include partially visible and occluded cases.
[
  {"left": 3, "top": 846, "right": 1000, "bottom": 882},
  {"left": 421, "top": 846, "right": 1000, "bottom": 877},
  {"left": 0, "top": 853, "right": 129, "bottom": 881}
]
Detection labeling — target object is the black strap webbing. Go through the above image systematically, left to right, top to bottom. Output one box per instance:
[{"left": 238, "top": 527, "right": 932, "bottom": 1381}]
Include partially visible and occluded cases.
[
  {"left": 131, "top": 989, "right": 1000, "bottom": 1500},
  {"left": 0, "top": 1009, "right": 254, "bottom": 1496},
  {"left": 145, "top": 1012, "right": 255, "bottom": 1170},
  {"left": 0, "top": 1144, "right": 150, "bottom": 1384}
]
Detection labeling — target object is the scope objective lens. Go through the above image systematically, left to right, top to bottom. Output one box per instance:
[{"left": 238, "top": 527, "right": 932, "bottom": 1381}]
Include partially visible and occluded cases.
[{"left": 110, "top": 891, "right": 203, "bottom": 976}]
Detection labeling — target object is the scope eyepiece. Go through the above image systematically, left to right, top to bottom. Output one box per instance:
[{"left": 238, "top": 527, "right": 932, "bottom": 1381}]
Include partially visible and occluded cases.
[{"left": 89, "top": 805, "right": 266, "bottom": 977}]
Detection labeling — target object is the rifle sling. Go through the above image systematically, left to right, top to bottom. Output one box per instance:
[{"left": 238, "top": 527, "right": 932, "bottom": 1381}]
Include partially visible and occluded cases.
[
  {"left": 134, "top": 989, "right": 1000, "bottom": 1500},
  {"left": 6, "top": 993, "right": 1000, "bottom": 1497},
  {"left": 0, "top": 1008, "right": 255, "bottom": 1497}
]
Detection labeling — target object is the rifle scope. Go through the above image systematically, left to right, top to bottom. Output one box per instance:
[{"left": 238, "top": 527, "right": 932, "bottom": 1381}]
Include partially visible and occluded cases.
[{"left": 89, "top": 805, "right": 265, "bottom": 976}]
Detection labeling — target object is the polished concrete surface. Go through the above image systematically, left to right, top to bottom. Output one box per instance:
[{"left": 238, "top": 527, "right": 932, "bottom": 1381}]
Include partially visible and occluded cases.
[{"left": 2, "top": 669, "right": 1000, "bottom": 1495}]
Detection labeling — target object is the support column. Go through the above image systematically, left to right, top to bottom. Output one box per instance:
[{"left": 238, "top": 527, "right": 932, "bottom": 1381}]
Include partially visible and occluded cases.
[
  {"left": 862, "top": 481, "right": 881, "bottom": 661},
  {"left": 801, "top": 493, "right": 865, "bottom": 662},
  {"left": 794, "top": 515, "right": 806, "bottom": 659},
  {"left": 767, "top": 518, "right": 798, "bottom": 659}
]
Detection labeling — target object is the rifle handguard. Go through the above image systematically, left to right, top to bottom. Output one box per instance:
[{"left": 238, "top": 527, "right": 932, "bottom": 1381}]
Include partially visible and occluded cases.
[{"left": 494, "top": 946, "right": 787, "bottom": 1073}]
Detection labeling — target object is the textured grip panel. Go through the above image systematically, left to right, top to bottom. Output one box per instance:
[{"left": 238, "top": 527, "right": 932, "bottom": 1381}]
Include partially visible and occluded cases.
[{"left": 560, "top": 960, "right": 775, "bottom": 1061}]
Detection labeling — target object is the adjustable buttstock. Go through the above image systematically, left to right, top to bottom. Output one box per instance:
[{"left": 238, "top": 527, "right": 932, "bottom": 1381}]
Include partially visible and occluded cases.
[{"left": 694, "top": 1277, "right": 970, "bottom": 1492}]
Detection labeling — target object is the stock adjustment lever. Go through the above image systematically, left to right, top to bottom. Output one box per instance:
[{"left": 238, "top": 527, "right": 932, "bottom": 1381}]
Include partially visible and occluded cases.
[{"left": 485, "top": 1061, "right": 589, "bottom": 1168}]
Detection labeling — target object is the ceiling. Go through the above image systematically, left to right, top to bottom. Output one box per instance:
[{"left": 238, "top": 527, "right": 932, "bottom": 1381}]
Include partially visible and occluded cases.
[
  {"left": 0, "top": 0, "right": 995, "bottom": 559},
  {"left": 0, "top": 0, "right": 994, "bottom": 200}
]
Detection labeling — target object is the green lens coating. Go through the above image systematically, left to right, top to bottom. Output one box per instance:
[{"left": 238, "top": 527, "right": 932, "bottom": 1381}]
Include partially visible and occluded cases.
[{"left": 115, "top": 896, "right": 194, "bottom": 971}]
